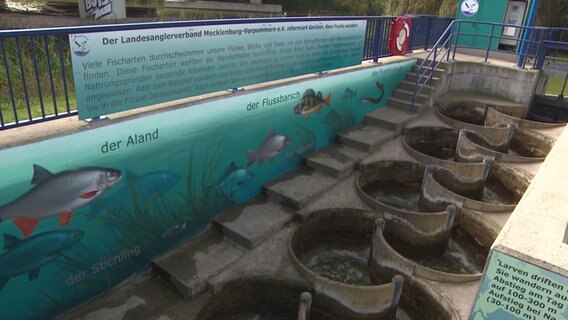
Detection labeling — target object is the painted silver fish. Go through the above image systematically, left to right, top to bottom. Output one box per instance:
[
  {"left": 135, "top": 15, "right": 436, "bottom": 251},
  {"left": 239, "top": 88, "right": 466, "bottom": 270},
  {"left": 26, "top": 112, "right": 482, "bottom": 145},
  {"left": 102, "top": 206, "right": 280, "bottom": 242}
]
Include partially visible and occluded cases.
[
  {"left": 247, "top": 129, "right": 290, "bottom": 167},
  {"left": 204, "top": 161, "right": 254, "bottom": 198},
  {"left": 0, "top": 164, "right": 122, "bottom": 237},
  {"left": 161, "top": 222, "right": 187, "bottom": 239},
  {"left": 0, "top": 230, "right": 83, "bottom": 290}
]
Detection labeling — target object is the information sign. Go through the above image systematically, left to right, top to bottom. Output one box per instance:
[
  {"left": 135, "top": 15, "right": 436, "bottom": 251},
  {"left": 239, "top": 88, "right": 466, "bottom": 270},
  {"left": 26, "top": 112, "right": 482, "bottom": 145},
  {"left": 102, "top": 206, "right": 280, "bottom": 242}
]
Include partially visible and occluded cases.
[
  {"left": 69, "top": 20, "right": 367, "bottom": 119},
  {"left": 471, "top": 251, "right": 568, "bottom": 320}
]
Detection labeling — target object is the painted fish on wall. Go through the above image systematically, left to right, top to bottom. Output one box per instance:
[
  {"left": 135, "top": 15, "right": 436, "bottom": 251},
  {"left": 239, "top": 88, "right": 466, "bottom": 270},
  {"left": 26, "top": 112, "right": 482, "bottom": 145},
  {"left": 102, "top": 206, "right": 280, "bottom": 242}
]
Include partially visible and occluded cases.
[
  {"left": 360, "top": 82, "right": 385, "bottom": 104},
  {"left": 341, "top": 88, "right": 358, "bottom": 101},
  {"left": 294, "top": 89, "right": 332, "bottom": 118},
  {"left": 247, "top": 129, "right": 291, "bottom": 167},
  {"left": 205, "top": 161, "right": 254, "bottom": 200},
  {"left": 0, "top": 164, "right": 122, "bottom": 237},
  {"left": 89, "top": 170, "right": 180, "bottom": 215},
  {"left": 0, "top": 230, "right": 83, "bottom": 290}
]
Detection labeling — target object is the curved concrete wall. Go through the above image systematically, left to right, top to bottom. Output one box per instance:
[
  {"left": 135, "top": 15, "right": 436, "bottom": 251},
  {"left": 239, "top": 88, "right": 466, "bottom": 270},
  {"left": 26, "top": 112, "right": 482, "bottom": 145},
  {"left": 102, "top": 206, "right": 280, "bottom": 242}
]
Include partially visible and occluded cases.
[{"left": 436, "top": 62, "right": 540, "bottom": 115}]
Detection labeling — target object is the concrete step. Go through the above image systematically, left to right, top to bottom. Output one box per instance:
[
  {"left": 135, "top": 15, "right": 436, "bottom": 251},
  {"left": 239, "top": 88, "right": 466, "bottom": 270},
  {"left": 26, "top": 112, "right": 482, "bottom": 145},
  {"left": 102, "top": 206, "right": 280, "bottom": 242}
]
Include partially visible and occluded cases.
[
  {"left": 417, "top": 58, "right": 449, "bottom": 69},
  {"left": 412, "top": 64, "right": 446, "bottom": 78},
  {"left": 405, "top": 72, "right": 441, "bottom": 86},
  {"left": 398, "top": 80, "right": 436, "bottom": 94},
  {"left": 392, "top": 88, "right": 429, "bottom": 104},
  {"left": 385, "top": 96, "right": 425, "bottom": 114},
  {"left": 386, "top": 96, "right": 424, "bottom": 113},
  {"left": 365, "top": 106, "right": 418, "bottom": 132},
  {"left": 336, "top": 124, "right": 397, "bottom": 153},
  {"left": 304, "top": 143, "right": 368, "bottom": 178},
  {"left": 263, "top": 167, "right": 339, "bottom": 210},
  {"left": 211, "top": 197, "right": 296, "bottom": 249},
  {"left": 151, "top": 230, "right": 246, "bottom": 298}
]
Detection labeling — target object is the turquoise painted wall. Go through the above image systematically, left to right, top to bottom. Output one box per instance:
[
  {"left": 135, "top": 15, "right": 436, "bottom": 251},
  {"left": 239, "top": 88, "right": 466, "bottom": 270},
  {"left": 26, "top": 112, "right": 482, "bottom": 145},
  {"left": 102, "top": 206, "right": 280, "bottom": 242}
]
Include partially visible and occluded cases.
[{"left": 0, "top": 60, "right": 415, "bottom": 319}]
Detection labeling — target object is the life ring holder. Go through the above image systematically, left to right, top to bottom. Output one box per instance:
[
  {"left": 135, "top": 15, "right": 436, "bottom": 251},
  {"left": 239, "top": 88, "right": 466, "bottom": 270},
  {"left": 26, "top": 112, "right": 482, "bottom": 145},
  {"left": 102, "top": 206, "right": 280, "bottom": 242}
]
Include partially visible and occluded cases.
[{"left": 389, "top": 16, "right": 412, "bottom": 55}]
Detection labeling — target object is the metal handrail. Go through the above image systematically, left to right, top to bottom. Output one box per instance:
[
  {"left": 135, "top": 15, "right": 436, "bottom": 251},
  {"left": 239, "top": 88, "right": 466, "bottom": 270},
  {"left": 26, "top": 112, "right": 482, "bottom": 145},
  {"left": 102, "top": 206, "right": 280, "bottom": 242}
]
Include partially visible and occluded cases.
[
  {"left": 411, "top": 20, "right": 456, "bottom": 113},
  {"left": 411, "top": 20, "right": 568, "bottom": 112}
]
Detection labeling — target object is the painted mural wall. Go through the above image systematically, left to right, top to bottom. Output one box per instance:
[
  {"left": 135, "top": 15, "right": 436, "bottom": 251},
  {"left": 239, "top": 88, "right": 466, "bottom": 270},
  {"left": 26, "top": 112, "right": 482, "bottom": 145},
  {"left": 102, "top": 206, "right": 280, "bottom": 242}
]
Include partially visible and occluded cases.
[{"left": 0, "top": 60, "right": 415, "bottom": 319}]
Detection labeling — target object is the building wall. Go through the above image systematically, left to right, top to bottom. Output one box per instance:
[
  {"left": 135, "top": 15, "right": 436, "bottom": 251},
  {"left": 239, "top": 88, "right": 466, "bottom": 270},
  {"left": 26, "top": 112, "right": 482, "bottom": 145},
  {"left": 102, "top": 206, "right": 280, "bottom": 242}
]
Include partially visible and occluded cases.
[{"left": 455, "top": 0, "right": 509, "bottom": 50}]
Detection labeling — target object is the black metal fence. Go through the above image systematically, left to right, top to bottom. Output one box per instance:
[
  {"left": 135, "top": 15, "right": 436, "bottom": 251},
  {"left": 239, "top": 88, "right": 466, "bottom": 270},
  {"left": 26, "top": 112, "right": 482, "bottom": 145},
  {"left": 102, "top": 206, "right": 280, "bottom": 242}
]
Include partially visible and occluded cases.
[{"left": 0, "top": 16, "right": 452, "bottom": 130}]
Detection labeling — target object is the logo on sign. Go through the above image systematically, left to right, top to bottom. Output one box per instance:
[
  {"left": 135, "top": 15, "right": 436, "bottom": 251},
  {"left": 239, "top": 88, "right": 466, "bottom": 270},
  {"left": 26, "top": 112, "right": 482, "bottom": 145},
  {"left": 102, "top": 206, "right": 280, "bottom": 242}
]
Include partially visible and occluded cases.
[{"left": 70, "top": 35, "right": 91, "bottom": 57}]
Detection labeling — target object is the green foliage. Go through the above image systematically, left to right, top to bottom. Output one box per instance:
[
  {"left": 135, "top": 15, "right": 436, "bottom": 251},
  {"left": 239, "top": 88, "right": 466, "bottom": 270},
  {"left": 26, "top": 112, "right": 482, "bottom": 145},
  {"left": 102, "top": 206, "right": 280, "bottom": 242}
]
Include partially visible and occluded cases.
[
  {"left": 268, "top": 0, "right": 385, "bottom": 16},
  {"left": 381, "top": 0, "right": 455, "bottom": 17},
  {"left": 438, "top": 0, "right": 457, "bottom": 17},
  {"left": 537, "top": 0, "right": 568, "bottom": 27},
  {"left": 0, "top": 35, "right": 76, "bottom": 124},
  {"left": 545, "top": 76, "right": 567, "bottom": 96}
]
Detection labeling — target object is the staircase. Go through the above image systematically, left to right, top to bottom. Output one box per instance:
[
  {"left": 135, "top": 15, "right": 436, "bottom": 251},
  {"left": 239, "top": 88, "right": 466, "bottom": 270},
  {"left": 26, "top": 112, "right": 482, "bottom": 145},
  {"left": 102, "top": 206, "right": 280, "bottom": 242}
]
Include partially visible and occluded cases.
[{"left": 150, "top": 57, "right": 448, "bottom": 301}]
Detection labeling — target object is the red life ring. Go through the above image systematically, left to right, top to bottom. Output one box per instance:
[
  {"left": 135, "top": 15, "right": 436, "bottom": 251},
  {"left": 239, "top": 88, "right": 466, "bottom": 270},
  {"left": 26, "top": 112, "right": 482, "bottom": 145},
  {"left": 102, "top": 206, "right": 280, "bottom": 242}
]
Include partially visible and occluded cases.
[{"left": 389, "top": 17, "right": 412, "bottom": 55}]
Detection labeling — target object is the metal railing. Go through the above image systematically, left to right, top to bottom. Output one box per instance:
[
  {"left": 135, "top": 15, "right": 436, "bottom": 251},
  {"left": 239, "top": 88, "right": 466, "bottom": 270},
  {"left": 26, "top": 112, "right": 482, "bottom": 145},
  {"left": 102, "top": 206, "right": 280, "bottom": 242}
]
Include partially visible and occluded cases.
[
  {"left": 408, "top": 14, "right": 454, "bottom": 51},
  {"left": 0, "top": 15, "right": 451, "bottom": 131},
  {"left": 411, "top": 20, "right": 454, "bottom": 112},
  {"left": 412, "top": 20, "right": 568, "bottom": 111},
  {"left": 449, "top": 21, "right": 568, "bottom": 68},
  {"left": 531, "top": 40, "right": 568, "bottom": 122}
]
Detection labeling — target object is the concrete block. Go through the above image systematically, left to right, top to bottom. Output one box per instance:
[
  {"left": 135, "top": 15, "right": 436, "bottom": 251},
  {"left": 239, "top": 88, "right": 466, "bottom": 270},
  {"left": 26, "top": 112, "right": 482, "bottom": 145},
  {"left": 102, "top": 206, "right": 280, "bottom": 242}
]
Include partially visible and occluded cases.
[
  {"left": 399, "top": 80, "right": 436, "bottom": 94},
  {"left": 365, "top": 107, "right": 418, "bottom": 132},
  {"left": 404, "top": 108, "right": 453, "bottom": 131},
  {"left": 336, "top": 124, "right": 396, "bottom": 153},
  {"left": 304, "top": 143, "right": 368, "bottom": 178},
  {"left": 263, "top": 167, "right": 339, "bottom": 210},
  {"left": 212, "top": 197, "right": 295, "bottom": 249},
  {"left": 207, "top": 222, "right": 307, "bottom": 293},
  {"left": 151, "top": 231, "right": 245, "bottom": 298}
]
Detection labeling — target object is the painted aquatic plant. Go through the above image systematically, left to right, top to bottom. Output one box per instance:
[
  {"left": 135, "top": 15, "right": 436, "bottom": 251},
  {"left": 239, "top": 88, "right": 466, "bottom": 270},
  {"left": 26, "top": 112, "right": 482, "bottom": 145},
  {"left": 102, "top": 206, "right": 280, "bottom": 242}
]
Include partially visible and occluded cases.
[
  {"left": 322, "top": 105, "right": 356, "bottom": 140},
  {"left": 283, "top": 126, "right": 317, "bottom": 162},
  {"left": 186, "top": 134, "right": 239, "bottom": 214},
  {"left": 96, "top": 185, "right": 196, "bottom": 249}
]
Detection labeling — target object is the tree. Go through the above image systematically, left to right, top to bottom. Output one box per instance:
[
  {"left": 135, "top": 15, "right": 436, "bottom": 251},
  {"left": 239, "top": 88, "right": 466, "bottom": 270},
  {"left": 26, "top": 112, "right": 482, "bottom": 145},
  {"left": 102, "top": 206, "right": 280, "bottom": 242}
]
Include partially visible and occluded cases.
[
  {"left": 334, "top": 0, "right": 386, "bottom": 15},
  {"left": 381, "top": 0, "right": 455, "bottom": 17},
  {"left": 438, "top": 0, "right": 457, "bottom": 17},
  {"left": 537, "top": 0, "right": 568, "bottom": 27}
]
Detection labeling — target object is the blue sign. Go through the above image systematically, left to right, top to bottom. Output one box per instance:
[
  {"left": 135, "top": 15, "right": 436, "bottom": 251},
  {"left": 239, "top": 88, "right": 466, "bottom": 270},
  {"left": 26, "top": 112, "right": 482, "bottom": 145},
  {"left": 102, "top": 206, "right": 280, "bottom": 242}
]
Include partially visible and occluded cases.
[{"left": 70, "top": 21, "right": 367, "bottom": 119}]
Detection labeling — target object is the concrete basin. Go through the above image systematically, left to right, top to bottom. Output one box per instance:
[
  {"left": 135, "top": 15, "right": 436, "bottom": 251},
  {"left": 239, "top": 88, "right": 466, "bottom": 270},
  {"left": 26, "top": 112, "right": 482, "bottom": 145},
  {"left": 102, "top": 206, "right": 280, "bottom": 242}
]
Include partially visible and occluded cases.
[
  {"left": 370, "top": 218, "right": 491, "bottom": 284},
  {"left": 194, "top": 277, "right": 328, "bottom": 319}
]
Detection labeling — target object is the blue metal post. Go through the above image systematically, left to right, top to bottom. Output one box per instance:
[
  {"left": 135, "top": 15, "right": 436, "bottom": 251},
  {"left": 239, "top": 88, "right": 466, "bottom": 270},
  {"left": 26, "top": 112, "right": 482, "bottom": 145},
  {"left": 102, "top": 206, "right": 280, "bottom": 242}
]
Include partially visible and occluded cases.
[
  {"left": 517, "top": 0, "right": 539, "bottom": 68},
  {"left": 424, "top": 16, "right": 433, "bottom": 50},
  {"left": 372, "top": 19, "right": 383, "bottom": 63},
  {"left": 485, "top": 25, "right": 495, "bottom": 63}
]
